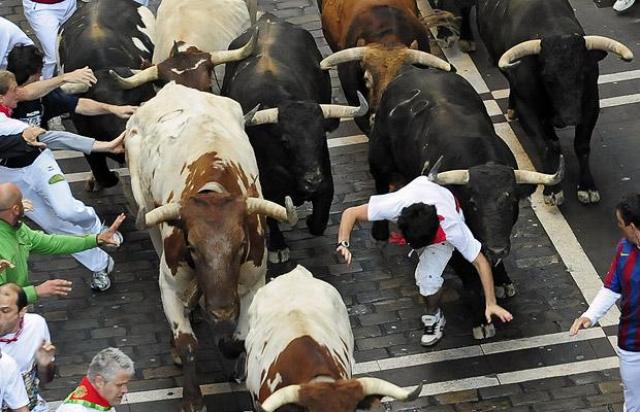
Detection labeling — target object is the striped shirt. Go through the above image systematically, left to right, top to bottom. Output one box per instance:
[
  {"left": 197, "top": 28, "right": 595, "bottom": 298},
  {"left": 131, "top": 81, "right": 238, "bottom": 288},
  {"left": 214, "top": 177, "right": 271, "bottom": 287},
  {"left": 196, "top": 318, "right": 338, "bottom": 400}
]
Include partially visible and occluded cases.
[{"left": 604, "top": 239, "right": 640, "bottom": 352}]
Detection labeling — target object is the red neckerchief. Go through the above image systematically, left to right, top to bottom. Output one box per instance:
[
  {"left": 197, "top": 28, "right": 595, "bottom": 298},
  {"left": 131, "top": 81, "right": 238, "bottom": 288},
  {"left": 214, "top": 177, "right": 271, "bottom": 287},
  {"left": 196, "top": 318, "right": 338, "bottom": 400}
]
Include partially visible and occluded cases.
[
  {"left": 0, "top": 104, "right": 12, "bottom": 117},
  {"left": 0, "top": 317, "right": 24, "bottom": 344},
  {"left": 63, "top": 376, "right": 112, "bottom": 410}
]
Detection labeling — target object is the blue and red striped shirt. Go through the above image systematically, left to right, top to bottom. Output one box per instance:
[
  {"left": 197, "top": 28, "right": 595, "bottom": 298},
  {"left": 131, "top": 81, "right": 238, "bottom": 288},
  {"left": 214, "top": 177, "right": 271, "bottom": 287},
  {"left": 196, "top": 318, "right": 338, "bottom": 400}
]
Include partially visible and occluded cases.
[{"left": 603, "top": 239, "right": 640, "bottom": 352}]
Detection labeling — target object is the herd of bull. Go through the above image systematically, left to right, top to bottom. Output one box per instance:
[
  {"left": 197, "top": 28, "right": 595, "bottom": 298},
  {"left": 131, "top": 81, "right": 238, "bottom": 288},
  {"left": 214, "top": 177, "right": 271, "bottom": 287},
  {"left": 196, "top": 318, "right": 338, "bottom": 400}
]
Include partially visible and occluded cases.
[{"left": 53, "top": 0, "right": 634, "bottom": 410}]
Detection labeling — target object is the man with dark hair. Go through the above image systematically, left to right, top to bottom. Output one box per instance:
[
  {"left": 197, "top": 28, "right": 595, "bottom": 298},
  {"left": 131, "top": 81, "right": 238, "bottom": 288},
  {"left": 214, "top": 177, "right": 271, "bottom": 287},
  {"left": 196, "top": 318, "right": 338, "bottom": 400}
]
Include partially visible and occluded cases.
[
  {"left": 0, "top": 17, "right": 33, "bottom": 70},
  {"left": 7, "top": 45, "right": 135, "bottom": 129},
  {"left": 337, "top": 175, "right": 512, "bottom": 346},
  {"left": 0, "top": 182, "right": 125, "bottom": 302},
  {"left": 571, "top": 193, "right": 640, "bottom": 411},
  {"left": 0, "top": 283, "right": 55, "bottom": 412}
]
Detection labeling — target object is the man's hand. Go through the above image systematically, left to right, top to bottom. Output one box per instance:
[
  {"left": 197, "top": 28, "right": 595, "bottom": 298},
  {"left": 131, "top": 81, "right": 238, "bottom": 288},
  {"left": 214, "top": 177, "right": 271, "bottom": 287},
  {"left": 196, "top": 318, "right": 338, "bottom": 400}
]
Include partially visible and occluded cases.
[
  {"left": 62, "top": 67, "right": 97, "bottom": 87},
  {"left": 110, "top": 105, "right": 137, "bottom": 119},
  {"left": 22, "top": 126, "right": 47, "bottom": 148},
  {"left": 106, "top": 132, "right": 125, "bottom": 154},
  {"left": 97, "top": 213, "right": 126, "bottom": 246},
  {"left": 336, "top": 245, "right": 352, "bottom": 265},
  {"left": 0, "top": 259, "right": 15, "bottom": 272},
  {"left": 35, "top": 279, "right": 73, "bottom": 298},
  {"left": 485, "top": 303, "right": 513, "bottom": 324},
  {"left": 570, "top": 316, "right": 593, "bottom": 336},
  {"left": 35, "top": 340, "right": 56, "bottom": 367}
]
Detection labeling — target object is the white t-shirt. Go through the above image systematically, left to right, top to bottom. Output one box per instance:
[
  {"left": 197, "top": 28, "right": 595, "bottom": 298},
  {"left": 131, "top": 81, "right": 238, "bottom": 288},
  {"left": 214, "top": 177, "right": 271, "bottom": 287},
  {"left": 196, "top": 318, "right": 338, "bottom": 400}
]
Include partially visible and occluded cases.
[
  {"left": 0, "top": 18, "right": 33, "bottom": 69},
  {"left": 0, "top": 113, "right": 29, "bottom": 135},
  {"left": 367, "top": 176, "right": 482, "bottom": 262},
  {"left": 0, "top": 314, "right": 51, "bottom": 412},
  {"left": 0, "top": 351, "right": 29, "bottom": 411},
  {"left": 57, "top": 405, "right": 115, "bottom": 412}
]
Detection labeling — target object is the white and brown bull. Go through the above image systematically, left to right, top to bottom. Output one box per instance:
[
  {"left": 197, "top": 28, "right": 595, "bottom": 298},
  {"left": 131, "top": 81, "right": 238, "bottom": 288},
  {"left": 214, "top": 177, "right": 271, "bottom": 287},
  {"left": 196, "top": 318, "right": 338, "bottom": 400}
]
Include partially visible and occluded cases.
[
  {"left": 111, "top": 0, "right": 257, "bottom": 92},
  {"left": 125, "top": 82, "right": 297, "bottom": 412},
  {"left": 246, "top": 265, "right": 422, "bottom": 412}
]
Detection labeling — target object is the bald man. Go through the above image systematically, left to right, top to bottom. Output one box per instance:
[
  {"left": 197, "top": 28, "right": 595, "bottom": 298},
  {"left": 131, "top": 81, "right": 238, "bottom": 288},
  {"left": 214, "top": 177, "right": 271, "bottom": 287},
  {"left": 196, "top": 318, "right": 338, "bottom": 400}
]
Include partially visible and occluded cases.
[{"left": 0, "top": 183, "right": 125, "bottom": 303}]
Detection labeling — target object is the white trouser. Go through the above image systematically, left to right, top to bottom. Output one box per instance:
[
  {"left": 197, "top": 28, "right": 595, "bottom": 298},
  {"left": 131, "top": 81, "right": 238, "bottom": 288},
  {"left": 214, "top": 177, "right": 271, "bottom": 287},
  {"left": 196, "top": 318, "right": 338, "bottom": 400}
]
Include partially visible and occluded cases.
[
  {"left": 22, "top": 0, "right": 76, "bottom": 79},
  {"left": 0, "top": 149, "right": 108, "bottom": 272},
  {"left": 414, "top": 242, "right": 455, "bottom": 296},
  {"left": 619, "top": 347, "right": 640, "bottom": 412}
]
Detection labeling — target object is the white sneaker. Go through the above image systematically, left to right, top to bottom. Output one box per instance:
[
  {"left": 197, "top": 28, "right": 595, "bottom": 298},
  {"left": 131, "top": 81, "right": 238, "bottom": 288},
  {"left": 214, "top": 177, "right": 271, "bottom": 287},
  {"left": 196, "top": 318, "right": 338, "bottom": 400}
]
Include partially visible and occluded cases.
[
  {"left": 613, "top": 0, "right": 635, "bottom": 12},
  {"left": 91, "top": 256, "right": 113, "bottom": 292},
  {"left": 420, "top": 311, "right": 446, "bottom": 346}
]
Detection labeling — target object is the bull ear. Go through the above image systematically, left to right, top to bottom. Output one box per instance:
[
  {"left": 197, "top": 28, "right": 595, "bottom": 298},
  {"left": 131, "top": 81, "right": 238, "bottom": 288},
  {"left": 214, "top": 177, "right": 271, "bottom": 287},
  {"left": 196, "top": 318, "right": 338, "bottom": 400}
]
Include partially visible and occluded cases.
[
  {"left": 588, "top": 50, "right": 608, "bottom": 63},
  {"left": 516, "top": 183, "right": 536, "bottom": 199},
  {"left": 356, "top": 395, "right": 383, "bottom": 410}
]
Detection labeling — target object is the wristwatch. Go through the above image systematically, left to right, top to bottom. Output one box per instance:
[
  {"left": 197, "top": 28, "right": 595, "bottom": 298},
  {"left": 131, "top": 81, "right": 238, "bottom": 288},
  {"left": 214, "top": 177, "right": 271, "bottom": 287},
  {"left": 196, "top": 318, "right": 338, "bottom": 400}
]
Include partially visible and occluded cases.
[{"left": 337, "top": 240, "right": 350, "bottom": 249}]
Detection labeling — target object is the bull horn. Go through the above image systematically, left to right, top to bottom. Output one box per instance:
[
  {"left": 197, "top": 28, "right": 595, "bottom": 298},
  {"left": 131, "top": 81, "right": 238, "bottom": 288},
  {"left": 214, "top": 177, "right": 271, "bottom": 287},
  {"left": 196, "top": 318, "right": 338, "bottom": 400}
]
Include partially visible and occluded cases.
[
  {"left": 209, "top": 27, "right": 258, "bottom": 65},
  {"left": 584, "top": 35, "right": 634, "bottom": 62},
  {"left": 498, "top": 39, "right": 542, "bottom": 70},
  {"left": 320, "top": 47, "right": 367, "bottom": 69},
  {"left": 404, "top": 49, "right": 454, "bottom": 72},
  {"left": 109, "top": 66, "right": 158, "bottom": 89},
  {"left": 60, "top": 82, "right": 90, "bottom": 95},
  {"left": 319, "top": 91, "right": 369, "bottom": 119},
  {"left": 244, "top": 104, "right": 261, "bottom": 124},
  {"left": 246, "top": 107, "right": 278, "bottom": 126},
  {"left": 514, "top": 154, "right": 565, "bottom": 186},
  {"left": 426, "top": 155, "right": 469, "bottom": 185},
  {"left": 431, "top": 169, "right": 470, "bottom": 185},
  {"left": 246, "top": 196, "right": 298, "bottom": 225},
  {"left": 145, "top": 202, "right": 181, "bottom": 226},
  {"left": 358, "top": 377, "right": 423, "bottom": 401},
  {"left": 259, "top": 385, "right": 302, "bottom": 412}
]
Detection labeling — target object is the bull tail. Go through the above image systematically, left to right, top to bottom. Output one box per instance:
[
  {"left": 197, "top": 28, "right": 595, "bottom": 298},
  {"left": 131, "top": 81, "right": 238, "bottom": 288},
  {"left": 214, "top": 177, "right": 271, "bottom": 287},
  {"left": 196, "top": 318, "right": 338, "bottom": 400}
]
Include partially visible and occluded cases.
[{"left": 420, "top": 9, "right": 461, "bottom": 36}]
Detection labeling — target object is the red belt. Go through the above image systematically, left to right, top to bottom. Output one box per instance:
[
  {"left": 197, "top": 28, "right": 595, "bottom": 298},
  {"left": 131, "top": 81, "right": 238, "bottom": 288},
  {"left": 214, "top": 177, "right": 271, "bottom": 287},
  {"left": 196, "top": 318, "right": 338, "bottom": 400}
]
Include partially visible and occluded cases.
[{"left": 31, "top": 0, "right": 65, "bottom": 3}]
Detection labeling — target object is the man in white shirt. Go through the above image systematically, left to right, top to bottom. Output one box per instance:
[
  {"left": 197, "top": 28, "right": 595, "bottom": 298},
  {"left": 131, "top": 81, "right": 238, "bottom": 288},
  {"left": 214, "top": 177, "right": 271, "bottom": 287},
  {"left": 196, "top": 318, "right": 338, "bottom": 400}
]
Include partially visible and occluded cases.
[
  {"left": 0, "top": 18, "right": 33, "bottom": 70},
  {"left": 337, "top": 175, "right": 513, "bottom": 346},
  {"left": 0, "top": 283, "right": 55, "bottom": 412},
  {"left": 57, "top": 348, "right": 134, "bottom": 412},
  {"left": 0, "top": 350, "right": 29, "bottom": 412}
]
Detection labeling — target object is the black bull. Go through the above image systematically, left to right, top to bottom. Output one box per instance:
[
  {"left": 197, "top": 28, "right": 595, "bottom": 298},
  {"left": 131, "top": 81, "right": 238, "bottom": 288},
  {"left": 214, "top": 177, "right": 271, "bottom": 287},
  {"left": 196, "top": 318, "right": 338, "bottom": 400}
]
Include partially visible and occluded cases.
[
  {"left": 59, "top": 0, "right": 155, "bottom": 189},
  {"left": 475, "top": 0, "right": 631, "bottom": 205},
  {"left": 222, "top": 14, "right": 338, "bottom": 264},
  {"left": 369, "top": 66, "right": 562, "bottom": 336}
]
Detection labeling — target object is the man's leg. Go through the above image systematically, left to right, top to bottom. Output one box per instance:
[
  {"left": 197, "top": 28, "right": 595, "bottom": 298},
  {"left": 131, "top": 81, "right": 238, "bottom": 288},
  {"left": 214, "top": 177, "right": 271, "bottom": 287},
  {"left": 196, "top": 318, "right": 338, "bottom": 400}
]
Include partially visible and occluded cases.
[
  {"left": 22, "top": 0, "right": 76, "bottom": 78},
  {"left": 26, "top": 151, "right": 111, "bottom": 275},
  {"left": 415, "top": 242, "right": 454, "bottom": 346},
  {"left": 619, "top": 348, "right": 640, "bottom": 412}
]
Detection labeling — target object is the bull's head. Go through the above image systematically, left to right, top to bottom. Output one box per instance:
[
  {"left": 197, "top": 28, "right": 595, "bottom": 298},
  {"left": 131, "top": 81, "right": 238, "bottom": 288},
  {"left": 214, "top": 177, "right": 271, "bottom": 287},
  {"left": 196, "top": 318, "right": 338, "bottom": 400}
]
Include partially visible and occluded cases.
[
  {"left": 109, "top": 28, "right": 258, "bottom": 92},
  {"left": 499, "top": 35, "right": 633, "bottom": 128},
  {"left": 320, "top": 42, "right": 454, "bottom": 122},
  {"left": 246, "top": 92, "right": 368, "bottom": 196},
  {"left": 427, "top": 156, "right": 565, "bottom": 265},
  {"left": 144, "top": 188, "right": 297, "bottom": 331},
  {"left": 256, "top": 378, "right": 422, "bottom": 412}
]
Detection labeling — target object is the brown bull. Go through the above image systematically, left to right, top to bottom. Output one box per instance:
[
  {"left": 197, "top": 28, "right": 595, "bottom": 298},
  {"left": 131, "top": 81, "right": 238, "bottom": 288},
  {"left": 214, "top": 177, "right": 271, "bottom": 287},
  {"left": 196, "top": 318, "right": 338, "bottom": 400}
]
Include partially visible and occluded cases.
[{"left": 318, "top": 0, "right": 454, "bottom": 133}]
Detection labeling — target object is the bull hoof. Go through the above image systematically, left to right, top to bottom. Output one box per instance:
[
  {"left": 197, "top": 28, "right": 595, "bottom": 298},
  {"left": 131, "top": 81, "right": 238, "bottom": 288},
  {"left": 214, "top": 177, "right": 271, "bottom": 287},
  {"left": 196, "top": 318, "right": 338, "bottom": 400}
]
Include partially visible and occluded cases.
[
  {"left": 436, "top": 37, "right": 457, "bottom": 49},
  {"left": 458, "top": 40, "right": 476, "bottom": 53},
  {"left": 507, "top": 109, "right": 517, "bottom": 121},
  {"left": 85, "top": 176, "right": 100, "bottom": 193},
  {"left": 577, "top": 189, "right": 600, "bottom": 204},
  {"left": 543, "top": 190, "right": 565, "bottom": 206},
  {"left": 268, "top": 248, "right": 290, "bottom": 264},
  {"left": 505, "top": 282, "right": 517, "bottom": 298},
  {"left": 495, "top": 285, "right": 506, "bottom": 299},
  {"left": 472, "top": 324, "right": 496, "bottom": 340},
  {"left": 171, "top": 347, "right": 183, "bottom": 366},
  {"left": 232, "top": 352, "right": 247, "bottom": 384}
]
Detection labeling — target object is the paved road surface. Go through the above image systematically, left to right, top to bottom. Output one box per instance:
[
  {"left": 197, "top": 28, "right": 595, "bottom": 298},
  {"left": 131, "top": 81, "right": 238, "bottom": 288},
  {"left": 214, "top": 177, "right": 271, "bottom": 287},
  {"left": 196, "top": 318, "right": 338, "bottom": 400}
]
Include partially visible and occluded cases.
[{"left": 1, "top": 0, "right": 639, "bottom": 410}]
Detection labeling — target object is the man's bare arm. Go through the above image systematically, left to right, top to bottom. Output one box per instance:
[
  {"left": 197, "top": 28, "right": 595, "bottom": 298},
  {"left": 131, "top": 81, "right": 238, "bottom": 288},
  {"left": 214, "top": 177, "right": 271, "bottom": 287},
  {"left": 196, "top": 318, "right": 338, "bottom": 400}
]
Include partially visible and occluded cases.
[{"left": 16, "top": 67, "right": 97, "bottom": 101}]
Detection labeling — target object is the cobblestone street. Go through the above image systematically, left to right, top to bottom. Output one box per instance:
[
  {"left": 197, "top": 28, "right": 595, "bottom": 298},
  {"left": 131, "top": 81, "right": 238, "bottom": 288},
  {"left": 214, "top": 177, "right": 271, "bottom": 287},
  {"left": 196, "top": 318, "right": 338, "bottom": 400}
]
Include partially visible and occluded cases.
[{"left": 1, "top": 0, "right": 638, "bottom": 410}]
